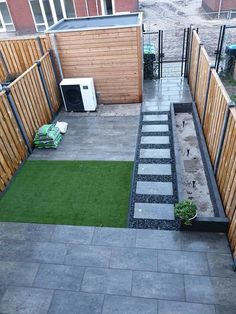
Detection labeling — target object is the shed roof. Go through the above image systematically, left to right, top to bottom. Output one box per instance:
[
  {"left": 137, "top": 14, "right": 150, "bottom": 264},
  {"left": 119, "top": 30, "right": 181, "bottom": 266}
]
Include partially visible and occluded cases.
[{"left": 46, "top": 13, "right": 142, "bottom": 33}]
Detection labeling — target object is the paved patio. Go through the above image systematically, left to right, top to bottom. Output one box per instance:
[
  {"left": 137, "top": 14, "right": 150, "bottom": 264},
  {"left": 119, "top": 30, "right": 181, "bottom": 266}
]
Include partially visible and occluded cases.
[
  {"left": 30, "top": 104, "right": 140, "bottom": 161},
  {"left": 0, "top": 222, "right": 235, "bottom": 314}
]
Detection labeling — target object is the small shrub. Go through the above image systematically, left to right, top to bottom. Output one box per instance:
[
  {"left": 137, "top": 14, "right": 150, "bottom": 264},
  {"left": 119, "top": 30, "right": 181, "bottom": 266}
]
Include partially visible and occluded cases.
[{"left": 174, "top": 200, "right": 197, "bottom": 226}]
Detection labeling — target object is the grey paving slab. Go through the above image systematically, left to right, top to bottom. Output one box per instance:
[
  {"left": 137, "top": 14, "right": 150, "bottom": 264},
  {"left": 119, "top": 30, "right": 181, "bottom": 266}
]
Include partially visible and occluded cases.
[
  {"left": 142, "top": 105, "right": 170, "bottom": 112},
  {"left": 143, "top": 114, "right": 168, "bottom": 122},
  {"left": 142, "top": 124, "right": 169, "bottom": 132},
  {"left": 141, "top": 136, "right": 169, "bottom": 144},
  {"left": 140, "top": 148, "right": 170, "bottom": 159},
  {"left": 138, "top": 163, "right": 171, "bottom": 175},
  {"left": 136, "top": 181, "right": 173, "bottom": 195},
  {"left": 134, "top": 203, "right": 174, "bottom": 220},
  {"left": 0, "top": 222, "right": 55, "bottom": 242},
  {"left": 51, "top": 225, "right": 94, "bottom": 244},
  {"left": 92, "top": 227, "right": 136, "bottom": 247},
  {"left": 136, "top": 230, "right": 182, "bottom": 250},
  {"left": 181, "top": 232, "right": 230, "bottom": 253},
  {"left": 0, "top": 240, "right": 67, "bottom": 264},
  {"left": 65, "top": 244, "right": 111, "bottom": 267},
  {"left": 110, "top": 247, "right": 157, "bottom": 271},
  {"left": 158, "top": 250, "right": 209, "bottom": 275},
  {"left": 207, "top": 253, "right": 235, "bottom": 277},
  {"left": 0, "top": 261, "right": 39, "bottom": 286},
  {"left": 33, "top": 264, "right": 85, "bottom": 291},
  {"left": 81, "top": 267, "right": 132, "bottom": 295},
  {"left": 132, "top": 271, "right": 185, "bottom": 301},
  {"left": 185, "top": 275, "right": 236, "bottom": 306},
  {"left": 0, "top": 286, "right": 53, "bottom": 314},
  {"left": 48, "top": 290, "right": 104, "bottom": 314},
  {"left": 102, "top": 295, "right": 158, "bottom": 314},
  {"left": 158, "top": 300, "right": 216, "bottom": 314},
  {"left": 215, "top": 305, "right": 236, "bottom": 314}
]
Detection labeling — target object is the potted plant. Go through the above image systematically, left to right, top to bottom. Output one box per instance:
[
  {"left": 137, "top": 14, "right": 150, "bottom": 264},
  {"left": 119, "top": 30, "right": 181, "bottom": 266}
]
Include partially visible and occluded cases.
[{"left": 175, "top": 200, "right": 197, "bottom": 228}]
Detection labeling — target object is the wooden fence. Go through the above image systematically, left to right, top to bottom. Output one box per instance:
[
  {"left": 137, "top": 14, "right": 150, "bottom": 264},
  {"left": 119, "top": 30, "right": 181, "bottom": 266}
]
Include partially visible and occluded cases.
[
  {"left": 189, "top": 29, "right": 236, "bottom": 264},
  {"left": 0, "top": 36, "right": 50, "bottom": 81},
  {"left": 0, "top": 51, "right": 61, "bottom": 192},
  {"left": 0, "top": 91, "right": 27, "bottom": 192}
]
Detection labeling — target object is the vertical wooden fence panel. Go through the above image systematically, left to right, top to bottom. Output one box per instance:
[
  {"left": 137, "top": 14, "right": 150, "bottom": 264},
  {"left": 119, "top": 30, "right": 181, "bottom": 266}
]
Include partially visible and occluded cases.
[
  {"left": 189, "top": 30, "right": 201, "bottom": 94},
  {"left": 189, "top": 31, "right": 236, "bottom": 262},
  {"left": 0, "top": 36, "right": 50, "bottom": 78},
  {"left": 194, "top": 47, "right": 210, "bottom": 121},
  {"left": 40, "top": 52, "right": 61, "bottom": 112},
  {"left": 9, "top": 64, "right": 52, "bottom": 144},
  {"left": 203, "top": 70, "right": 230, "bottom": 165},
  {"left": 0, "top": 91, "right": 27, "bottom": 192}
]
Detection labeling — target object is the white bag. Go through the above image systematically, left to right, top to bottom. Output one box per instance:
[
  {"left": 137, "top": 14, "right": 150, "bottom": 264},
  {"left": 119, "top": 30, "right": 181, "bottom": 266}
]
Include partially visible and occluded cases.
[{"left": 55, "top": 121, "right": 68, "bottom": 134}]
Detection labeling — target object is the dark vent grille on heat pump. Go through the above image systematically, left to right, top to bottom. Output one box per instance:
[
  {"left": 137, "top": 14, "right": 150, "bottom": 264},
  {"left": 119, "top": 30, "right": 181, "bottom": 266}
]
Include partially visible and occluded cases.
[{"left": 61, "top": 85, "right": 84, "bottom": 112}]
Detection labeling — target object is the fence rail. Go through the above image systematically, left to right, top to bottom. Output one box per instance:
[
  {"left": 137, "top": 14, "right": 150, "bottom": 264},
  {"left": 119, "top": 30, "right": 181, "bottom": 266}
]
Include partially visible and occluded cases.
[
  {"left": 189, "top": 29, "right": 236, "bottom": 264},
  {"left": 0, "top": 36, "right": 50, "bottom": 80},
  {"left": 0, "top": 50, "right": 61, "bottom": 193}
]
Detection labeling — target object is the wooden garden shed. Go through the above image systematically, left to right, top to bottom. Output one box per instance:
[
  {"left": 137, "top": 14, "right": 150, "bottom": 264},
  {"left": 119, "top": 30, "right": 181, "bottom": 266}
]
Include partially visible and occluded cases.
[{"left": 46, "top": 13, "right": 143, "bottom": 104}]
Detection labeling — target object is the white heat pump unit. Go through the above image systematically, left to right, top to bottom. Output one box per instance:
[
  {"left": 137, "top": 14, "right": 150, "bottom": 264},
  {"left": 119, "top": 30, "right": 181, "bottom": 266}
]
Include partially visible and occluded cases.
[{"left": 60, "top": 78, "right": 97, "bottom": 112}]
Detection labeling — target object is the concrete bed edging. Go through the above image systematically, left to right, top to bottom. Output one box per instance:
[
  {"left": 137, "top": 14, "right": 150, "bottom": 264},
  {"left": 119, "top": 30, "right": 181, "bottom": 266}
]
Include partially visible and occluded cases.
[{"left": 171, "top": 102, "right": 228, "bottom": 233}]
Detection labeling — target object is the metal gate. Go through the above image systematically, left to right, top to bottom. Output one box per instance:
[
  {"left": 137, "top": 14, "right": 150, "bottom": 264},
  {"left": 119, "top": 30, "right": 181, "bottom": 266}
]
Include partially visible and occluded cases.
[{"left": 143, "top": 28, "right": 191, "bottom": 79}]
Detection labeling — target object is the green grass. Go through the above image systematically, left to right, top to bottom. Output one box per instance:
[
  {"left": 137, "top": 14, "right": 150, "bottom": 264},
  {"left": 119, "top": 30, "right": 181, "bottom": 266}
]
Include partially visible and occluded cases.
[{"left": 0, "top": 160, "right": 133, "bottom": 227}]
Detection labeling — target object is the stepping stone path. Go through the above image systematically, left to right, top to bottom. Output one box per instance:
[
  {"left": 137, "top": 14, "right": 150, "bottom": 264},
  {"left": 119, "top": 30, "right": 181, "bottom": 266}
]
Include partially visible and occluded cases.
[{"left": 129, "top": 106, "right": 178, "bottom": 229}]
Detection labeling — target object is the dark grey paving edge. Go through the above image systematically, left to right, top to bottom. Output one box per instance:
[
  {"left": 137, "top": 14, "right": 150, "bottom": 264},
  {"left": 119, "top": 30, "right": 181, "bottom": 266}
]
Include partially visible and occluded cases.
[
  {"left": 171, "top": 102, "right": 228, "bottom": 233},
  {"left": 128, "top": 106, "right": 179, "bottom": 230}
]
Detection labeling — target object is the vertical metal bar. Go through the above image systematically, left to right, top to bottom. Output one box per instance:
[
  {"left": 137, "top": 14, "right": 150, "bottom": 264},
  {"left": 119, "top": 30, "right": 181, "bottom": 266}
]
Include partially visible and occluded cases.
[
  {"left": 216, "top": 25, "right": 226, "bottom": 73},
  {"left": 215, "top": 26, "right": 223, "bottom": 67},
  {"left": 184, "top": 27, "right": 190, "bottom": 78},
  {"left": 187, "top": 27, "right": 194, "bottom": 84},
  {"left": 181, "top": 28, "right": 186, "bottom": 77},
  {"left": 158, "top": 30, "right": 161, "bottom": 79},
  {"left": 160, "top": 30, "right": 163, "bottom": 78},
  {"left": 50, "top": 33, "right": 64, "bottom": 79},
  {"left": 35, "top": 36, "right": 44, "bottom": 57},
  {"left": 193, "top": 43, "right": 203, "bottom": 100},
  {"left": 49, "top": 49, "right": 60, "bottom": 85},
  {"left": 0, "top": 51, "right": 9, "bottom": 77},
  {"left": 35, "top": 60, "right": 54, "bottom": 118},
  {"left": 202, "top": 65, "right": 215, "bottom": 126},
  {"left": 4, "top": 87, "right": 32, "bottom": 154},
  {"left": 214, "top": 102, "right": 235, "bottom": 175}
]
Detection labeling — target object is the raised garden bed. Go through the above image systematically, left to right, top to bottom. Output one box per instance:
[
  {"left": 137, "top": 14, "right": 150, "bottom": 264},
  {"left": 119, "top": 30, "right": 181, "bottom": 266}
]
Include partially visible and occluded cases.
[{"left": 171, "top": 102, "right": 228, "bottom": 232}]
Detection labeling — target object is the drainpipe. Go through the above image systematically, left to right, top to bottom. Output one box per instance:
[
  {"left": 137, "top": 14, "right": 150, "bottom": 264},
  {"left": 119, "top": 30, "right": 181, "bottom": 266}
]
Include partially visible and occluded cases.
[
  {"left": 84, "top": 0, "right": 89, "bottom": 16},
  {"left": 95, "top": 0, "right": 99, "bottom": 15},
  {"left": 218, "top": 0, "right": 223, "bottom": 19}
]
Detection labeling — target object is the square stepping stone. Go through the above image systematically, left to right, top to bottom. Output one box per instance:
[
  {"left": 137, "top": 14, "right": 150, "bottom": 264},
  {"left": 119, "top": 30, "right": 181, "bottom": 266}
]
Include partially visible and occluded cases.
[
  {"left": 143, "top": 114, "right": 168, "bottom": 122},
  {"left": 142, "top": 125, "right": 169, "bottom": 133},
  {"left": 141, "top": 136, "right": 169, "bottom": 145},
  {"left": 140, "top": 149, "right": 170, "bottom": 159},
  {"left": 138, "top": 164, "right": 172, "bottom": 176},
  {"left": 136, "top": 181, "right": 173, "bottom": 195},
  {"left": 134, "top": 203, "right": 174, "bottom": 220}
]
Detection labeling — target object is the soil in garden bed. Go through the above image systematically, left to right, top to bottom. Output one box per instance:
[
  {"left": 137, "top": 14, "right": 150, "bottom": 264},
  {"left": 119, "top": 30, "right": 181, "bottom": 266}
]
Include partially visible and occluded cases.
[{"left": 175, "top": 112, "right": 214, "bottom": 217}]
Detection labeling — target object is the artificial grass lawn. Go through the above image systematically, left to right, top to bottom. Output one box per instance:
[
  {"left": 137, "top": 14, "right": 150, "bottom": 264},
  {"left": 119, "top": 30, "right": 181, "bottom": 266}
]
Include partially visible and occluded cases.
[{"left": 0, "top": 160, "right": 133, "bottom": 227}]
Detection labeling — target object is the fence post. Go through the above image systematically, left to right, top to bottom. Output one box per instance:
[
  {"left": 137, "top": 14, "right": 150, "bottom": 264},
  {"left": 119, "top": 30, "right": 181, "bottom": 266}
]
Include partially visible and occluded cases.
[
  {"left": 216, "top": 25, "right": 226, "bottom": 73},
  {"left": 184, "top": 27, "right": 190, "bottom": 77},
  {"left": 187, "top": 27, "right": 194, "bottom": 84},
  {"left": 50, "top": 34, "right": 64, "bottom": 79},
  {"left": 35, "top": 36, "right": 44, "bottom": 57},
  {"left": 193, "top": 43, "right": 203, "bottom": 101},
  {"left": 49, "top": 49, "right": 60, "bottom": 85},
  {"left": 35, "top": 60, "right": 54, "bottom": 118},
  {"left": 201, "top": 65, "right": 215, "bottom": 126},
  {"left": 4, "top": 87, "right": 32, "bottom": 154},
  {"left": 213, "top": 101, "right": 235, "bottom": 175}
]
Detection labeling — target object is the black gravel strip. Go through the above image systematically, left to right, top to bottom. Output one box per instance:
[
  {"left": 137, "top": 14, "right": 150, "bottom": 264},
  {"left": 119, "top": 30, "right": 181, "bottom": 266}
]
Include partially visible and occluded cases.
[
  {"left": 128, "top": 108, "right": 179, "bottom": 231},
  {"left": 142, "top": 121, "right": 170, "bottom": 125}
]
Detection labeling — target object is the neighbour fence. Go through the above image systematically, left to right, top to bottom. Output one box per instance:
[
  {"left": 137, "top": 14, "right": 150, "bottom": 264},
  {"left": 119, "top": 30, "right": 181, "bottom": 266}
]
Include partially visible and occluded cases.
[
  {"left": 189, "top": 29, "right": 236, "bottom": 263},
  {"left": 0, "top": 36, "right": 50, "bottom": 81},
  {"left": 0, "top": 50, "right": 61, "bottom": 193}
]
